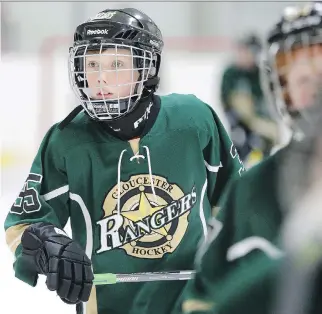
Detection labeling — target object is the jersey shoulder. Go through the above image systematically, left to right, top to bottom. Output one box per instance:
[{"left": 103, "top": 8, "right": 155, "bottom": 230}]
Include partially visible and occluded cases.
[
  {"left": 222, "top": 65, "right": 240, "bottom": 78},
  {"left": 159, "top": 93, "right": 218, "bottom": 131},
  {"left": 160, "top": 93, "right": 210, "bottom": 112},
  {"left": 41, "top": 109, "right": 106, "bottom": 155},
  {"left": 228, "top": 147, "right": 286, "bottom": 214},
  {"left": 235, "top": 147, "right": 284, "bottom": 186}
]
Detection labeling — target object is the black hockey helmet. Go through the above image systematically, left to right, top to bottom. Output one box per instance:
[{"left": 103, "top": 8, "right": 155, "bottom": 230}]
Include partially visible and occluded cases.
[
  {"left": 261, "top": 2, "right": 322, "bottom": 139},
  {"left": 68, "top": 8, "right": 164, "bottom": 121}
]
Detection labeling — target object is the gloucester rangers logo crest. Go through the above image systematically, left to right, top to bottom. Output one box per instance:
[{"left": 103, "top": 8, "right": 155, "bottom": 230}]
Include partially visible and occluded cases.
[{"left": 96, "top": 174, "right": 196, "bottom": 259}]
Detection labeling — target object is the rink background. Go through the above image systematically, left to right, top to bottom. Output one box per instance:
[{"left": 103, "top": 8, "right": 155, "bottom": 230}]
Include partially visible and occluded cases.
[{"left": 1, "top": 2, "right": 298, "bottom": 313}]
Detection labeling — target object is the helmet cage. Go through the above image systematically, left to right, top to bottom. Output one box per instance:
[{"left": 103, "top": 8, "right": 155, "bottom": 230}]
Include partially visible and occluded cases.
[{"left": 262, "top": 27, "right": 322, "bottom": 132}]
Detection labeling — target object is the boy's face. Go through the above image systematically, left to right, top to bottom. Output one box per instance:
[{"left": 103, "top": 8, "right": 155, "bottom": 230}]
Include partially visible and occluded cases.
[
  {"left": 277, "top": 45, "right": 322, "bottom": 111},
  {"left": 85, "top": 48, "right": 140, "bottom": 100}
]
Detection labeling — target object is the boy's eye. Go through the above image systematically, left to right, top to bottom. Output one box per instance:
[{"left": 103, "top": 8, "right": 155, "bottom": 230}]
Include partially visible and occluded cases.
[
  {"left": 112, "top": 60, "right": 123, "bottom": 68},
  {"left": 87, "top": 61, "right": 98, "bottom": 68}
]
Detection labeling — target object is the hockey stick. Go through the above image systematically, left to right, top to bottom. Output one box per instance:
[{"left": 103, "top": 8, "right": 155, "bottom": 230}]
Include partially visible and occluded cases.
[{"left": 93, "top": 270, "right": 196, "bottom": 285}]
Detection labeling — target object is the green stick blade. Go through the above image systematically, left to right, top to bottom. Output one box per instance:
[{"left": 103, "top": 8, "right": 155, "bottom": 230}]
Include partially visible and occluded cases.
[{"left": 93, "top": 273, "right": 117, "bottom": 285}]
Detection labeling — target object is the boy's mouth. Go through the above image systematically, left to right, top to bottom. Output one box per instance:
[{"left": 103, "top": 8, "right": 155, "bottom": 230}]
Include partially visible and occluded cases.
[{"left": 96, "top": 92, "right": 114, "bottom": 99}]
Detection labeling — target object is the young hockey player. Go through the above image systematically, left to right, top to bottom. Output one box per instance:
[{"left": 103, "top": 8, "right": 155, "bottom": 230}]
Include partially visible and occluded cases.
[
  {"left": 182, "top": 2, "right": 322, "bottom": 314},
  {"left": 4, "top": 8, "right": 244, "bottom": 314},
  {"left": 220, "top": 34, "right": 279, "bottom": 167}
]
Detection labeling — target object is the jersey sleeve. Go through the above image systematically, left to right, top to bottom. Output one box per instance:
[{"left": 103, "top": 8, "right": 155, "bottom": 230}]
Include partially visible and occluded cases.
[
  {"left": 202, "top": 103, "right": 245, "bottom": 210},
  {"left": 4, "top": 124, "right": 70, "bottom": 287},
  {"left": 182, "top": 168, "right": 284, "bottom": 314},
  {"left": 181, "top": 176, "right": 239, "bottom": 314},
  {"left": 214, "top": 252, "right": 280, "bottom": 314}
]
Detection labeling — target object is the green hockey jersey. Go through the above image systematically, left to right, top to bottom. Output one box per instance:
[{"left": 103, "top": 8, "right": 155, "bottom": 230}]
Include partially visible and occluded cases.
[
  {"left": 4, "top": 93, "right": 244, "bottom": 314},
  {"left": 183, "top": 141, "right": 322, "bottom": 314},
  {"left": 182, "top": 146, "right": 287, "bottom": 314},
  {"left": 194, "top": 244, "right": 322, "bottom": 314}
]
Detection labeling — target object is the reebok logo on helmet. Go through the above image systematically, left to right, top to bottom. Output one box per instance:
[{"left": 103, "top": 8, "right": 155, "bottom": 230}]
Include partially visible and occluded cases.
[{"left": 86, "top": 29, "right": 109, "bottom": 36}]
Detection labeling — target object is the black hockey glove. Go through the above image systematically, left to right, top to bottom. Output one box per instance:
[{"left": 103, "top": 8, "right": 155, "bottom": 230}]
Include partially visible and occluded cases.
[{"left": 20, "top": 222, "right": 93, "bottom": 304}]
